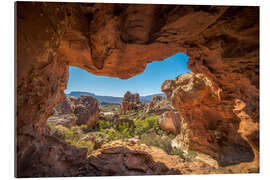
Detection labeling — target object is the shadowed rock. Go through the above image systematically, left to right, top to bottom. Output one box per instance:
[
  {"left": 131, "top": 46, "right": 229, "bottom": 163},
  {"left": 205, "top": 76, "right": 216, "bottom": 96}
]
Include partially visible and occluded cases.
[
  {"left": 16, "top": 2, "right": 259, "bottom": 176},
  {"left": 162, "top": 72, "right": 256, "bottom": 166},
  {"left": 86, "top": 146, "right": 181, "bottom": 176}
]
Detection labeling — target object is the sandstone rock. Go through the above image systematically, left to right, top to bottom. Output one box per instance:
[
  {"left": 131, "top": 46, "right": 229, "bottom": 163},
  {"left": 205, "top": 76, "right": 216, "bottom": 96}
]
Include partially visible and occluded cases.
[
  {"left": 16, "top": 2, "right": 259, "bottom": 176},
  {"left": 162, "top": 72, "right": 256, "bottom": 167},
  {"left": 121, "top": 91, "right": 141, "bottom": 115},
  {"left": 47, "top": 95, "right": 100, "bottom": 128},
  {"left": 73, "top": 95, "right": 100, "bottom": 127},
  {"left": 144, "top": 95, "right": 174, "bottom": 115},
  {"left": 54, "top": 98, "right": 75, "bottom": 115},
  {"left": 159, "top": 111, "right": 181, "bottom": 135},
  {"left": 99, "top": 112, "right": 119, "bottom": 123},
  {"left": 47, "top": 114, "right": 77, "bottom": 128},
  {"left": 17, "top": 135, "right": 89, "bottom": 177},
  {"left": 87, "top": 146, "right": 181, "bottom": 176}
]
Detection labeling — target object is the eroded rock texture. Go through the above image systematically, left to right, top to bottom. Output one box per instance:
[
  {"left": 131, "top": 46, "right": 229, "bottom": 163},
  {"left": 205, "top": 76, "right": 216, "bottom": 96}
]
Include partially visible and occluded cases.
[
  {"left": 16, "top": 2, "right": 259, "bottom": 177},
  {"left": 162, "top": 73, "right": 258, "bottom": 167},
  {"left": 121, "top": 91, "right": 141, "bottom": 114},
  {"left": 47, "top": 95, "right": 100, "bottom": 128},
  {"left": 73, "top": 95, "right": 100, "bottom": 127},
  {"left": 144, "top": 95, "right": 174, "bottom": 114},
  {"left": 159, "top": 111, "right": 182, "bottom": 135},
  {"left": 86, "top": 146, "right": 181, "bottom": 176}
]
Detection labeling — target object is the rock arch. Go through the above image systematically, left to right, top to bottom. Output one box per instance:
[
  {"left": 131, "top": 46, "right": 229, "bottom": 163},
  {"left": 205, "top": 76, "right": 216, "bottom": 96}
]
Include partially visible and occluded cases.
[{"left": 16, "top": 2, "right": 259, "bottom": 177}]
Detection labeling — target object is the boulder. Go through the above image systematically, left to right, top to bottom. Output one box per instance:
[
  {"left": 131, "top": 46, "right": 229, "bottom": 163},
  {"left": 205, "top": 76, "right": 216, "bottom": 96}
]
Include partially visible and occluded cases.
[
  {"left": 47, "top": 95, "right": 100, "bottom": 128},
  {"left": 73, "top": 95, "right": 100, "bottom": 127},
  {"left": 144, "top": 95, "right": 173, "bottom": 115},
  {"left": 54, "top": 98, "right": 75, "bottom": 115},
  {"left": 159, "top": 111, "right": 181, "bottom": 135},
  {"left": 99, "top": 112, "right": 119, "bottom": 123},
  {"left": 47, "top": 114, "right": 77, "bottom": 128},
  {"left": 87, "top": 146, "right": 181, "bottom": 176}
]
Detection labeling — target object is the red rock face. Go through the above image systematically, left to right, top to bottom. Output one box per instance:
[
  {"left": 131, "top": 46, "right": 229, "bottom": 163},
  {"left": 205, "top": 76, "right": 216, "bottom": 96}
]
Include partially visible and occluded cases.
[
  {"left": 16, "top": 2, "right": 259, "bottom": 176},
  {"left": 162, "top": 73, "right": 258, "bottom": 167},
  {"left": 121, "top": 91, "right": 141, "bottom": 115},
  {"left": 159, "top": 111, "right": 181, "bottom": 135}
]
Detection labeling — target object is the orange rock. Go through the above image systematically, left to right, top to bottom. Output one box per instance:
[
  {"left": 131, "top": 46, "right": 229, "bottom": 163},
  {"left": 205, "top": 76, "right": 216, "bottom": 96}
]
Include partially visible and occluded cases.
[
  {"left": 16, "top": 2, "right": 259, "bottom": 176},
  {"left": 162, "top": 72, "right": 258, "bottom": 168},
  {"left": 121, "top": 91, "right": 141, "bottom": 115},
  {"left": 159, "top": 111, "right": 181, "bottom": 134}
]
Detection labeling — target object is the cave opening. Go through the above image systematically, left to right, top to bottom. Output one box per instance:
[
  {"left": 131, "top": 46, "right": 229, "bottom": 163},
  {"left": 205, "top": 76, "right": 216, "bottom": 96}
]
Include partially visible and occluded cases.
[
  {"left": 16, "top": 2, "right": 259, "bottom": 177},
  {"left": 46, "top": 52, "right": 192, "bottom": 158}
]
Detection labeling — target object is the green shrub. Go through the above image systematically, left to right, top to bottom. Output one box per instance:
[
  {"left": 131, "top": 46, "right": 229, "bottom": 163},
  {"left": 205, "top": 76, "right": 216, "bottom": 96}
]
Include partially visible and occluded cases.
[
  {"left": 134, "top": 114, "right": 159, "bottom": 135},
  {"left": 99, "top": 119, "right": 113, "bottom": 130},
  {"left": 80, "top": 124, "right": 92, "bottom": 133},
  {"left": 66, "top": 129, "right": 74, "bottom": 137},
  {"left": 156, "top": 129, "right": 166, "bottom": 136},
  {"left": 139, "top": 133, "right": 173, "bottom": 154},
  {"left": 170, "top": 147, "right": 197, "bottom": 161},
  {"left": 171, "top": 147, "right": 185, "bottom": 159},
  {"left": 187, "top": 150, "right": 198, "bottom": 160}
]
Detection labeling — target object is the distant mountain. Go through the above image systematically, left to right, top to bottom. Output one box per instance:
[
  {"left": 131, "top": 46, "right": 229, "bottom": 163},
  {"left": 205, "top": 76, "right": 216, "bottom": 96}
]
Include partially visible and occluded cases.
[{"left": 66, "top": 91, "right": 166, "bottom": 104}]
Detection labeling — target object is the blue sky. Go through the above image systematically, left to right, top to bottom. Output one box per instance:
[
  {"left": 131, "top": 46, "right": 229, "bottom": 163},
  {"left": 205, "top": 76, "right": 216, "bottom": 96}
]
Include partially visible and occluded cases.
[{"left": 65, "top": 53, "right": 190, "bottom": 97}]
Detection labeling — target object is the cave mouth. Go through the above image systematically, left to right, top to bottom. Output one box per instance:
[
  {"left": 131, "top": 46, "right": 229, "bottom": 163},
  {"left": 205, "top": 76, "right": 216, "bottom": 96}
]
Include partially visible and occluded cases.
[
  {"left": 16, "top": 2, "right": 259, "bottom": 177},
  {"left": 44, "top": 52, "right": 194, "bottom": 176},
  {"left": 46, "top": 52, "right": 191, "bottom": 153}
]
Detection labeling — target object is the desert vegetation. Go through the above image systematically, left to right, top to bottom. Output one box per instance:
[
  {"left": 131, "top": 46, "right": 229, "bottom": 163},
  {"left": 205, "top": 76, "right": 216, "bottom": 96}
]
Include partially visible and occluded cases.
[{"left": 47, "top": 103, "right": 197, "bottom": 161}]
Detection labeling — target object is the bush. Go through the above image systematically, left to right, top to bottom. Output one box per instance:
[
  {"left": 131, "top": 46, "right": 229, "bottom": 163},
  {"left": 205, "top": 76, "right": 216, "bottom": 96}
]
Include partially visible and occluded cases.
[
  {"left": 134, "top": 114, "right": 159, "bottom": 135},
  {"left": 99, "top": 119, "right": 113, "bottom": 130},
  {"left": 117, "top": 121, "right": 135, "bottom": 138},
  {"left": 80, "top": 124, "right": 92, "bottom": 133},
  {"left": 139, "top": 133, "right": 173, "bottom": 154},
  {"left": 170, "top": 147, "right": 197, "bottom": 161},
  {"left": 171, "top": 147, "right": 185, "bottom": 159},
  {"left": 187, "top": 150, "right": 198, "bottom": 160}
]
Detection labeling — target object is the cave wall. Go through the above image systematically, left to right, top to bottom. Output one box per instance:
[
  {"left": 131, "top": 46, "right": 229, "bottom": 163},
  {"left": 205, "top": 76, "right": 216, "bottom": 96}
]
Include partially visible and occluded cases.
[{"left": 16, "top": 2, "right": 259, "bottom": 177}]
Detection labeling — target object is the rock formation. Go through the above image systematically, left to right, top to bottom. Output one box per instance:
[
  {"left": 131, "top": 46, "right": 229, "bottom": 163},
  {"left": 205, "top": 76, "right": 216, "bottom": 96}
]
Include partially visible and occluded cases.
[
  {"left": 16, "top": 2, "right": 259, "bottom": 176},
  {"left": 161, "top": 72, "right": 258, "bottom": 168},
  {"left": 121, "top": 91, "right": 141, "bottom": 115},
  {"left": 47, "top": 95, "right": 100, "bottom": 128},
  {"left": 73, "top": 95, "right": 100, "bottom": 127},
  {"left": 144, "top": 95, "right": 174, "bottom": 114},
  {"left": 53, "top": 98, "right": 75, "bottom": 115},
  {"left": 159, "top": 111, "right": 181, "bottom": 135},
  {"left": 99, "top": 112, "right": 119, "bottom": 123},
  {"left": 47, "top": 114, "right": 78, "bottom": 128},
  {"left": 17, "top": 135, "right": 89, "bottom": 177},
  {"left": 88, "top": 140, "right": 239, "bottom": 175},
  {"left": 86, "top": 146, "right": 180, "bottom": 176}
]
